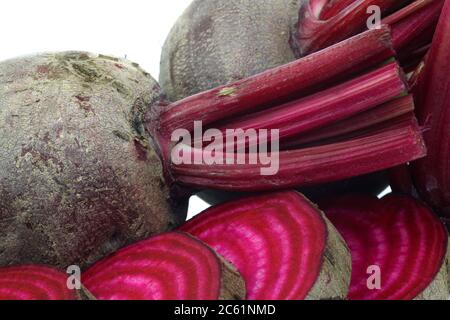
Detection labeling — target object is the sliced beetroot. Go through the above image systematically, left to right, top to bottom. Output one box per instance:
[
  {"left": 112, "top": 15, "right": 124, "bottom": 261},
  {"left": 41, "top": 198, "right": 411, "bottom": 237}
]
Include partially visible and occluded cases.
[
  {"left": 180, "top": 191, "right": 351, "bottom": 300},
  {"left": 321, "top": 194, "right": 449, "bottom": 300},
  {"left": 82, "top": 232, "right": 245, "bottom": 300},
  {"left": 0, "top": 265, "right": 91, "bottom": 300}
]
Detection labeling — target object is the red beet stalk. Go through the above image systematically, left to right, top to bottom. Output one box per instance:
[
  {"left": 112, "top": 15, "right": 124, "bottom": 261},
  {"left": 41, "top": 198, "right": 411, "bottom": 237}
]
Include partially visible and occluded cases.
[
  {"left": 296, "top": 0, "right": 443, "bottom": 58},
  {"left": 296, "top": 0, "right": 402, "bottom": 55},
  {"left": 382, "top": 0, "right": 441, "bottom": 25},
  {"left": 388, "top": 0, "right": 443, "bottom": 53},
  {"left": 410, "top": 0, "right": 450, "bottom": 218},
  {"left": 155, "top": 27, "right": 394, "bottom": 142},
  {"left": 152, "top": 28, "right": 426, "bottom": 192},
  {"left": 214, "top": 62, "right": 407, "bottom": 149},
  {"left": 282, "top": 95, "right": 414, "bottom": 148},
  {"left": 172, "top": 116, "right": 425, "bottom": 191},
  {"left": 389, "top": 164, "right": 419, "bottom": 196},
  {"left": 180, "top": 191, "right": 351, "bottom": 300},
  {"left": 321, "top": 194, "right": 449, "bottom": 300},
  {"left": 82, "top": 232, "right": 245, "bottom": 300},
  {"left": 0, "top": 265, "right": 89, "bottom": 300}
]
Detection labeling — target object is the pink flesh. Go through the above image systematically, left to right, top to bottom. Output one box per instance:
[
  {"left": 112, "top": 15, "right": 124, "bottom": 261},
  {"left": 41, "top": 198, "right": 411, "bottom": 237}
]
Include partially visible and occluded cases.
[
  {"left": 213, "top": 62, "right": 407, "bottom": 149},
  {"left": 172, "top": 117, "right": 426, "bottom": 191},
  {"left": 180, "top": 191, "right": 327, "bottom": 300},
  {"left": 321, "top": 194, "right": 448, "bottom": 300},
  {"left": 82, "top": 233, "right": 222, "bottom": 300},
  {"left": 0, "top": 265, "right": 77, "bottom": 300}
]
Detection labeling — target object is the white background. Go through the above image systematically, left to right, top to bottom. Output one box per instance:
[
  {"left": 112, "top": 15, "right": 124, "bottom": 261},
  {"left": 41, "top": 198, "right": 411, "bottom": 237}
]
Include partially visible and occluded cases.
[
  {"left": 0, "top": 0, "right": 210, "bottom": 218},
  {"left": 0, "top": 0, "right": 190, "bottom": 79}
]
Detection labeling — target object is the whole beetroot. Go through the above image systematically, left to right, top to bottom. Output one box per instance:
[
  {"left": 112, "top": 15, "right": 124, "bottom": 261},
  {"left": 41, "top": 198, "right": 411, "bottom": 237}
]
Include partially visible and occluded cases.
[
  {"left": 159, "top": 0, "right": 391, "bottom": 201},
  {"left": 160, "top": 0, "right": 302, "bottom": 101},
  {"left": 0, "top": 52, "right": 183, "bottom": 269}
]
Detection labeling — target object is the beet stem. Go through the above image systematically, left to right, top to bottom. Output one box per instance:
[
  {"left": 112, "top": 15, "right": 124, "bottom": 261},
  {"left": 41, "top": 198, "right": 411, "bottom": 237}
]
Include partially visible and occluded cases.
[
  {"left": 388, "top": 0, "right": 444, "bottom": 50},
  {"left": 411, "top": 0, "right": 450, "bottom": 215},
  {"left": 158, "top": 27, "right": 394, "bottom": 137},
  {"left": 214, "top": 62, "right": 407, "bottom": 150},
  {"left": 283, "top": 95, "right": 415, "bottom": 148},
  {"left": 173, "top": 117, "right": 426, "bottom": 191}
]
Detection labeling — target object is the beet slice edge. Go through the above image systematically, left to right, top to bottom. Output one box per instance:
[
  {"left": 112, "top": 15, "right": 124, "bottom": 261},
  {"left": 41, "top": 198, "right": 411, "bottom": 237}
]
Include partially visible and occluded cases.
[
  {"left": 180, "top": 191, "right": 351, "bottom": 300},
  {"left": 321, "top": 194, "right": 449, "bottom": 300},
  {"left": 82, "top": 232, "right": 245, "bottom": 300},
  {"left": 0, "top": 265, "right": 90, "bottom": 300}
]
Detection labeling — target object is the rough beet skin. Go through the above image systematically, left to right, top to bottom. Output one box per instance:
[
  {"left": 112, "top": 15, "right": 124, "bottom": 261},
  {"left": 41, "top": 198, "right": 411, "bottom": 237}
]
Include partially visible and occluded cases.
[
  {"left": 159, "top": 0, "right": 397, "bottom": 201},
  {"left": 160, "top": 0, "right": 302, "bottom": 101},
  {"left": 0, "top": 52, "right": 183, "bottom": 269}
]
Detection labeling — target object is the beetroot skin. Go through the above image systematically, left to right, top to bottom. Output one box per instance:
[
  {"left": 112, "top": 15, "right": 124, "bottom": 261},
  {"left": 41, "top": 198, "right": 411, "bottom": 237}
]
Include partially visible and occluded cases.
[
  {"left": 158, "top": 0, "right": 407, "bottom": 201},
  {"left": 159, "top": 0, "right": 444, "bottom": 201},
  {"left": 160, "top": 0, "right": 302, "bottom": 101},
  {"left": 0, "top": 52, "right": 183, "bottom": 269},
  {"left": 180, "top": 191, "right": 352, "bottom": 300},
  {"left": 321, "top": 194, "right": 449, "bottom": 300},
  {"left": 82, "top": 232, "right": 246, "bottom": 300},
  {"left": 0, "top": 265, "right": 92, "bottom": 300}
]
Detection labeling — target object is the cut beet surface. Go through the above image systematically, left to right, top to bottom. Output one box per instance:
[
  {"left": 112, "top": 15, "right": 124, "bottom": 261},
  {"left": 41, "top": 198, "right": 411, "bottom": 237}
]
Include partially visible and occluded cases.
[
  {"left": 180, "top": 191, "right": 351, "bottom": 300},
  {"left": 321, "top": 194, "right": 449, "bottom": 300},
  {"left": 82, "top": 232, "right": 245, "bottom": 300},
  {"left": 0, "top": 265, "right": 90, "bottom": 300}
]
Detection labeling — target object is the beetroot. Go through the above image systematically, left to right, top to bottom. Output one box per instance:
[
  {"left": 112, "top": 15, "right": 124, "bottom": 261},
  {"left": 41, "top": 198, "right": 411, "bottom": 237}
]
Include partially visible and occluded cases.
[
  {"left": 157, "top": 0, "right": 449, "bottom": 200},
  {"left": 160, "top": 0, "right": 302, "bottom": 101},
  {"left": 296, "top": 0, "right": 443, "bottom": 66},
  {"left": 410, "top": 0, "right": 450, "bottom": 221},
  {"left": 385, "top": 1, "right": 450, "bottom": 224},
  {"left": 153, "top": 30, "right": 426, "bottom": 192},
  {"left": 0, "top": 52, "right": 182, "bottom": 269},
  {"left": 180, "top": 191, "right": 352, "bottom": 300},
  {"left": 321, "top": 194, "right": 449, "bottom": 300},
  {"left": 82, "top": 232, "right": 245, "bottom": 300},
  {"left": 0, "top": 265, "right": 92, "bottom": 300}
]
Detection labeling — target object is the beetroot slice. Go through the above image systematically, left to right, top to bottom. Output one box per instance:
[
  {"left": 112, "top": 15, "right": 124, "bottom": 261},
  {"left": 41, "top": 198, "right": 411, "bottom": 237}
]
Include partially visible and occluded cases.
[
  {"left": 180, "top": 191, "right": 351, "bottom": 300},
  {"left": 321, "top": 194, "right": 449, "bottom": 300},
  {"left": 82, "top": 232, "right": 245, "bottom": 300},
  {"left": 0, "top": 265, "right": 90, "bottom": 300}
]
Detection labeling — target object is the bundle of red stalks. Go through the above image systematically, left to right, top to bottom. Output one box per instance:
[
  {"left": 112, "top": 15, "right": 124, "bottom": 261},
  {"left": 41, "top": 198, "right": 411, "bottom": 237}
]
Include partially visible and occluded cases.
[
  {"left": 1, "top": 0, "right": 450, "bottom": 300},
  {"left": 156, "top": 0, "right": 447, "bottom": 197}
]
